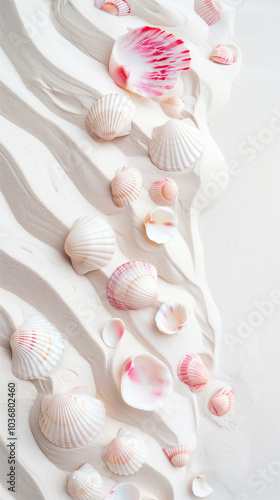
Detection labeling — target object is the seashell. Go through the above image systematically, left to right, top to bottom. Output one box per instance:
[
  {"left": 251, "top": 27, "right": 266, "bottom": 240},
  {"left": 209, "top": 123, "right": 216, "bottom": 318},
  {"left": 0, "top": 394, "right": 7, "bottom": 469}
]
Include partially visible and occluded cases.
[
  {"left": 95, "top": 0, "right": 130, "bottom": 16},
  {"left": 194, "top": 0, "right": 222, "bottom": 26},
  {"left": 109, "top": 26, "right": 191, "bottom": 97},
  {"left": 210, "top": 45, "right": 237, "bottom": 65},
  {"left": 86, "top": 94, "right": 136, "bottom": 141},
  {"left": 160, "top": 96, "right": 184, "bottom": 118},
  {"left": 149, "top": 119, "right": 205, "bottom": 171},
  {"left": 111, "top": 166, "right": 142, "bottom": 208},
  {"left": 149, "top": 178, "right": 178, "bottom": 207},
  {"left": 144, "top": 207, "right": 178, "bottom": 244},
  {"left": 64, "top": 215, "right": 116, "bottom": 275},
  {"left": 107, "top": 261, "right": 158, "bottom": 310},
  {"left": 155, "top": 302, "right": 188, "bottom": 335},
  {"left": 10, "top": 316, "right": 64, "bottom": 380},
  {"left": 102, "top": 318, "right": 125, "bottom": 347},
  {"left": 121, "top": 353, "right": 173, "bottom": 411},
  {"left": 178, "top": 354, "right": 209, "bottom": 392},
  {"left": 39, "top": 386, "right": 105, "bottom": 448},
  {"left": 208, "top": 386, "right": 234, "bottom": 416},
  {"left": 102, "top": 427, "right": 147, "bottom": 475},
  {"left": 163, "top": 443, "right": 195, "bottom": 467},
  {"left": 67, "top": 463, "right": 103, "bottom": 500},
  {"left": 192, "top": 475, "right": 213, "bottom": 497},
  {"left": 104, "top": 483, "right": 141, "bottom": 500},
  {"left": 142, "top": 495, "right": 158, "bottom": 500}
]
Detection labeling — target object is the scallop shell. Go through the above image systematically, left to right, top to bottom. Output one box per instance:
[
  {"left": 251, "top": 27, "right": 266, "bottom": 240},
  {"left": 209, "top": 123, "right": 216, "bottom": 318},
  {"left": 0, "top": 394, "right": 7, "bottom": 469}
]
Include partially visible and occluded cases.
[
  {"left": 95, "top": 0, "right": 130, "bottom": 16},
  {"left": 194, "top": 0, "right": 222, "bottom": 26},
  {"left": 109, "top": 26, "right": 191, "bottom": 97},
  {"left": 210, "top": 45, "right": 237, "bottom": 65},
  {"left": 86, "top": 94, "right": 136, "bottom": 141},
  {"left": 160, "top": 96, "right": 184, "bottom": 118},
  {"left": 149, "top": 119, "right": 205, "bottom": 171},
  {"left": 111, "top": 166, "right": 142, "bottom": 208},
  {"left": 149, "top": 178, "right": 178, "bottom": 207},
  {"left": 144, "top": 207, "right": 178, "bottom": 244},
  {"left": 64, "top": 215, "right": 116, "bottom": 275},
  {"left": 107, "top": 261, "right": 159, "bottom": 310},
  {"left": 155, "top": 302, "right": 188, "bottom": 335},
  {"left": 10, "top": 316, "right": 64, "bottom": 380},
  {"left": 102, "top": 318, "right": 125, "bottom": 348},
  {"left": 121, "top": 353, "right": 173, "bottom": 411},
  {"left": 178, "top": 354, "right": 209, "bottom": 392},
  {"left": 39, "top": 386, "right": 105, "bottom": 448},
  {"left": 208, "top": 386, "right": 234, "bottom": 416},
  {"left": 102, "top": 427, "right": 147, "bottom": 476},
  {"left": 163, "top": 443, "right": 195, "bottom": 467},
  {"left": 67, "top": 464, "right": 103, "bottom": 500},
  {"left": 192, "top": 476, "right": 213, "bottom": 497},
  {"left": 104, "top": 483, "right": 141, "bottom": 500}
]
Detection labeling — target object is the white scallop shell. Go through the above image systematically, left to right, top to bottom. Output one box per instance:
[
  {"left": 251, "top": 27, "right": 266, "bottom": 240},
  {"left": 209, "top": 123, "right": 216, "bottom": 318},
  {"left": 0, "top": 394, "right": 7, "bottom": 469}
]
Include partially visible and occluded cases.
[
  {"left": 95, "top": 0, "right": 130, "bottom": 16},
  {"left": 194, "top": 0, "right": 222, "bottom": 26},
  {"left": 210, "top": 45, "right": 237, "bottom": 65},
  {"left": 86, "top": 94, "right": 136, "bottom": 141},
  {"left": 160, "top": 96, "right": 184, "bottom": 118},
  {"left": 149, "top": 119, "right": 205, "bottom": 171},
  {"left": 111, "top": 166, "right": 142, "bottom": 208},
  {"left": 149, "top": 178, "right": 178, "bottom": 207},
  {"left": 144, "top": 207, "right": 178, "bottom": 244},
  {"left": 64, "top": 215, "right": 116, "bottom": 275},
  {"left": 107, "top": 261, "right": 159, "bottom": 310},
  {"left": 155, "top": 302, "right": 188, "bottom": 334},
  {"left": 10, "top": 316, "right": 64, "bottom": 380},
  {"left": 102, "top": 318, "right": 125, "bottom": 347},
  {"left": 121, "top": 353, "right": 173, "bottom": 411},
  {"left": 178, "top": 354, "right": 209, "bottom": 392},
  {"left": 39, "top": 386, "right": 105, "bottom": 448},
  {"left": 208, "top": 386, "right": 234, "bottom": 416},
  {"left": 102, "top": 427, "right": 147, "bottom": 476},
  {"left": 163, "top": 443, "right": 195, "bottom": 467},
  {"left": 67, "top": 464, "right": 103, "bottom": 500},
  {"left": 192, "top": 476, "right": 213, "bottom": 497},
  {"left": 104, "top": 483, "right": 141, "bottom": 500}
]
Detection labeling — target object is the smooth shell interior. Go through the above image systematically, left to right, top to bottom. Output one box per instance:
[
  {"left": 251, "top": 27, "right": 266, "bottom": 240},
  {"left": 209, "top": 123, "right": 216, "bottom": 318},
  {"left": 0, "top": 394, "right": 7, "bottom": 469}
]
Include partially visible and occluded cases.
[
  {"left": 145, "top": 207, "right": 177, "bottom": 244},
  {"left": 156, "top": 302, "right": 188, "bottom": 334},
  {"left": 102, "top": 318, "right": 125, "bottom": 347},
  {"left": 192, "top": 475, "right": 213, "bottom": 498},
  {"left": 105, "top": 482, "right": 141, "bottom": 500}
]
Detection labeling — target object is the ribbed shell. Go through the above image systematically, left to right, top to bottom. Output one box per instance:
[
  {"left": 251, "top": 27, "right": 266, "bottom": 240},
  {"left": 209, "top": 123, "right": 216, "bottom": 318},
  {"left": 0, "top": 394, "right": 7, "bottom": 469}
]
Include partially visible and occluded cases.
[
  {"left": 95, "top": 0, "right": 130, "bottom": 16},
  {"left": 194, "top": 0, "right": 222, "bottom": 26},
  {"left": 210, "top": 45, "right": 237, "bottom": 65},
  {"left": 160, "top": 96, "right": 184, "bottom": 118},
  {"left": 111, "top": 166, "right": 142, "bottom": 208},
  {"left": 149, "top": 178, "right": 178, "bottom": 207},
  {"left": 144, "top": 207, "right": 178, "bottom": 244},
  {"left": 155, "top": 302, "right": 188, "bottom": 334},
  {"left": 10, "top": 316, "right": 64, "bottom": 380},
  {"left": 178, "top": 354, "right": 209, "bottom": 392},
  {"left": 208, "top": 386, "right": 234, "bottom": 416},
  {"left": 102, "top": 427, "right": 147, "bottom": 475},
  {"left": 163, "top": 443, "right": 195, "bottom": 467},
  {"left": 67, "top": 464, "right": 103, "bottom": 500},
  {"left": 192, "top": 475, "right": 214, "bottom": 497},
  {"left": 104, "top": 483, "right": 141, "bottom": 500}
]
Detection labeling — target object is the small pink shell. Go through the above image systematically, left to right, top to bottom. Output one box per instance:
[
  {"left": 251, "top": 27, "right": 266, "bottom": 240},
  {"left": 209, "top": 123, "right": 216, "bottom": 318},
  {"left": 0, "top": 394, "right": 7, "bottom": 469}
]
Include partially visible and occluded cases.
[
  {"left": 95, "top": 0, "right": 130, "bottom": 16},
  {"left": 194, "top": 0, "right": 222, "bottom": 26},
  {"left": 210, "top": 45, "right": 237, "bottom": 65},
  {"left": 160, "top": 96, "right": 184, "bottom": 118},
  {"left": 149, "top": 178, "right": 178, "bottom": 207},
  {"left": 178, "top": 354, "right": 209, "bottom": 392},
  {"left": 209, "top": 386, "right": 234, "bottom": 416},
  {"left": 163, "top": 443, "right": 195, "bottom": 467}
]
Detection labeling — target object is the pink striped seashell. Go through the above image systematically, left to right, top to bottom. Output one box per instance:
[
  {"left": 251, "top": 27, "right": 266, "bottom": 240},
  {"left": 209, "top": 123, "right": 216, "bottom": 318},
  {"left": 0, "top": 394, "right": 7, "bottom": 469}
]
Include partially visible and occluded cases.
[
  {"left": 95, "top": 0, "right": 130, "bottom": 16},
  {"left": 194, "top": 0, "right": 222, "bottom": 26},
  {"left": 210, "top": 45, "right": 237, "bottom": 65},
  {"left": 160, "top": 96, "right": 184, "bottom": 118},
  {"left": 111, "top": 166, "right": 142, "bottom": 208},
  {"left": 149, "top": 178, "right": 178, "bottom": 207},
  {"left": 178, "top": 354, "right": 209, "bottom": 392},
  {"left": 208, "top": 386, "right": 234, "bottom": 416},
  {"left": 102, "top": 427, "right": 147, "bottom": 475},
  {"left": 163, "top": 443, "right": 195, "bottom": 467}
]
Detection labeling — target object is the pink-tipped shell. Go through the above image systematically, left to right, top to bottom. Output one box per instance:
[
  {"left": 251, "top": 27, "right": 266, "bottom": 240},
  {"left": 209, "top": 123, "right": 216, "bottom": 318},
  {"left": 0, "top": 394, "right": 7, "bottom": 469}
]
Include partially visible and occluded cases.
[
  {"left": 95, "top": 0, "right": 130, "bottom": 16},
  {"left": 194, "top": 0, "right": 222, "bottom": 26},
  {"left": 210, "top": 45, "right": 237, "bottom": 65},
  {"left": 160, "top": 96, "right": 184, "bottom": 118},
  {"left": 111, "top": 166, "right": 142, "bottom": 208},
  {"left": 149, "top": 178, "right": 178, "bottom": 207},
  {"left": 144, "top": 207, "right": 178, "bottom": 244},
  {"left": 155, "top": 302, "right": 188, "bottom": 334},
  {"left": 102, "top": 318, "right": 125, "bottom": 348},
  {"left": 178, "top": 354, "right": 209, "bottom": 392},
  {"left": 208, "top": 386, "right": 234, "bottom": 416},
  {"left": 163, "top": 443, "right": 195, "bottom": 467}
]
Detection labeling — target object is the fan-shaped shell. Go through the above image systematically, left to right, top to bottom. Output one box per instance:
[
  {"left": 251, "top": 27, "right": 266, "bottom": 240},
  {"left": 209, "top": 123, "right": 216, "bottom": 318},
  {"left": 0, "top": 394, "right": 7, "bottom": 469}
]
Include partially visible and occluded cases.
[
  {"left": 95, "top": 0, "right": 130, "bottom": 16},
  {"left": 194, "top": 0, "right": 222, "bottom": 26},
  {"left": 109, "top": 26, "right": 191, "bottom": 97},
  {"left": 210, "top": 45, "right": 237, "bottom": 65},
  {"left": 86, "top": 94, "right": 136, "bottom": 141},
  {"left": 160, "top": 96, "right": 184, "bottom": 118},
  {"left": 149, "top": 119, "right": 205, "bottom": 171},
  {"left": 111, "top": 167, "right": 142, "bottom": 208},
  {"left": 149, "top": 178, "right": 178, "bottom": 207},
  {"left": 144, "top": 207, "right": 177, "bottom": 244},
  {"left": 64, "top": 215, "right": 116, "bottom": 275},
  {"left": 107, "top": 261, "right": 159, "bottom": 310},
  {"left": 155, "top": 302, "right": 188, "bottom": 334},
  {"left": 10, "top": 316, "right": 64, "bottom": 380},
  {"left": 102, "top": 318, "right": 125, "bottom": 347},
  {"left": 121, "top": 353, "right": 173, "bottom": 411},
  {"left": 178, "top": 354, "right": 209, "bottom": 392},
  {"left": 39, "top": 386, "right": 105, "bottom": 448},
  {"left": 208, "top": 386, "right": 234, "bottom": 416},
  {"left": 102, "top": 427, "right": 147, "bottom": 476},
  {"left": 163, "top": 443, "right": 195, "bottom": 467},
  {"left": 67, "top": 464, "right": 103, "bottom": 500},
  {"left": 192, "top": 475, "right": 213, "bottom": 497},
  {"left": 105, "top": 483, "right": 141, "bottom": 500}
]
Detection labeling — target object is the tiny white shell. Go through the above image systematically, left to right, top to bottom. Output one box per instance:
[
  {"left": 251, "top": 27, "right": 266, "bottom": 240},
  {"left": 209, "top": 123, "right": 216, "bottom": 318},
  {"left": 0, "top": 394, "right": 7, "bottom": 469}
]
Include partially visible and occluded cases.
[
  {"left": 95, "top": 0, "right": 130, "bottom": 16},
  {"left": 194, "top": 0, "right": 222, "bottom": 26},
  {"left": 210, "top": 45, "right": 237, "bottom": 65},
  {"left": 160, "top": 96, "right": 184, "bottom": 118},
  {"left": 111, "top": 166, "right": 142, "bottom": 208},
  {"left": 149, "top": 178, "right": 178, "bottom": 207},
  {"left": 144, "top": 207, "right": 178, "bottom": 244},
  {"left": 155, "top": 302, "right": 188, "bottom": 334},
  {"left": 102, "top": 318, "right": 125, "bottom": 347},
  {"left": 102, "top": 427, "right": 147, "bottom": 475},
  {"left": 163, "top": 442, "right": 195, "bottom": 467},
  {"left": 67, "top": 463, "right": 103, "bottom": 500},
  {"left": 192, "top": 475, "right": 213, "bottom": 497},
  {"left": 104, "top": 483, "right": 141, "bottom": 500}
]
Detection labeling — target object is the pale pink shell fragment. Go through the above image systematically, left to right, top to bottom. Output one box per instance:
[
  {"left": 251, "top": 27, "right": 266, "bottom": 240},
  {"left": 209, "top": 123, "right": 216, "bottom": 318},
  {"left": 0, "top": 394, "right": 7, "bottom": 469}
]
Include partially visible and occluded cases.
[
  {"left": 95, "top": 0, "right": 130, "bottom": 16},
  {"left": 194, "top": 0, "right": 222, "bottom": 26},
  {"left": 210, "top": 45, "right": 237, "bottom": 65},
  {"left": 149, "top": 178, "right": 178, "bottom": 207},
  {"left": 144, "top": 207, "right": 178, "bottom": 244},
  {"left": 155, "top": 302, "right": 188, "bottom": 334},
  {"left": 102, "top": 318, "right": 125, "bottom": 347},
  {"left": 178, "top": 354, "right": 209, "bottom": 392},
  {"left": 208, "top": 386, "right": 234, "bottom": 416},
  {"left": 102, "top": 427, "right": 147, "bottom": 475},
  {"left": 163, "top": 443, "right": 195, "bottom": 467},
  {"left": 192, "top": 475, "right": 213, "bottom": 497},
  {"left": 104, "top": 483, "right": 141, "bottom": 500}
]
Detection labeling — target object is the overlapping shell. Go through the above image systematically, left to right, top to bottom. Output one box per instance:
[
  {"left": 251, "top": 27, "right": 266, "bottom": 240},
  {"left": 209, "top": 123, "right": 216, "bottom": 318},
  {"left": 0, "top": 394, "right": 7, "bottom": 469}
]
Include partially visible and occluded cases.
[
  {"left": 95, "top": 0, "right": 130, "bottom": 16},
  {"left": 194, "top": 0, "right": 222, "bottom": 26},
  {"left": 210, "top": 45, "right": 237, "bottom": 65},
  {"left": 86, "top": 94, "right": 136, "bottom": 141},
  {"left": 160, "top": 96, "right": 184, "bottom": 118},
  {"left": 111, "top": 166, "right": 142, "bottom": 208},
  {"left": 149, "top": 178, "right": 178, "bottom": 207},
  {"left": 144, "top": 207, "right": 178, "bottom": 244},
  {"left": 64, "top": 215, "right": 116, "bottom": 274},
  {"left": 107, "top": 261, "right": 159, "bottom": 310},
  {"left": 155, "top": 302, "right": 188, "bottom": 334},
  {"left": 10, "top": 316, "right": 64, "bottom": 380},
  {"left": 102, "top": 318, "right": 125, "bottom": 347},
  {"left": 178, "top": 354, "right": 209, "bottom": 392},
  {"left": 39, "top": 386, "right": 105, "bottom": 448},
  {"left": 208, "top": 386, "right": 234, "bottom": 416},
  {"left": 102, "top": 427, "right": 147, "bottom": 476},
  {"left": 163, "top": 443, "right": 195, "bottom": 467},
  {"left": 67, "top": 464, "right": 103, "bottom": 500},
  {"left": 192, "top": 475, "right": 213, "bottom": 497},
  {"left": 104, "top": 483, "right": 141, "bottom": 500}
]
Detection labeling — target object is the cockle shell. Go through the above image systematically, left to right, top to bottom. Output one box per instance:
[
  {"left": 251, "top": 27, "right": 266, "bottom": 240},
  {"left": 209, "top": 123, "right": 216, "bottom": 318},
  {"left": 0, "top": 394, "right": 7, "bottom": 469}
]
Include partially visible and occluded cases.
[
  {"left": 95, "top": 0, "right": 130, "bottom": 16},
  {"left": 194, "top": 0, "right": 222, "bottom": 26},
  {"left": 109, "top": 26, "right": 191, "bottom": 97},
  {"left": 210, "top": 45, "right": 237, "bottom": 65},
  {"left": 86, "top": 94, "right": 136, "bottom": 141},
  {"left": 160, "top": 96, "right": 184, "bottom": 118},
  {"left": 149, "top": 119, "right": 205, "bottom": 171},
  {"left": 111, "top": 166, "right": 142, "bottom": 208},
  {"left": 149, "top": 178, "right": 178, "bottom": 207},
  {"left": 144, "top": 207, "right": 178, "bottom": 244},
  {"left": 64, "top": 215, "right": 116, "bottom": 275},
  {"left": 107, "top": 261, "right": 159, "bottom": 310},
  {"left": 155, "top": 302, "right": 188, "bottom": 335},
  {"left": 10, "top": 316, "right": 64, "bottom": 380},
  {"left": 102, "top": 318, "right": 125, "bottom": 347},
  {"left": 121, "top": 353, "right": 173, "bottom": 411},
  {"left": 178, "top": 354, "right": 209, "bottom": 392},
  {"left": 39, "top": 386, "right": 105, "bottom": 448},
  {"left": 208, "top": 386, "right": 234, "bottom": 416},
  {"left": 102, "top": 427, "right": 147, "bottom": 476},
  {"left": 163, "top": 443, "right": 195, "bottom": 467},
  {"left": 67, "top": 464, "right": 103, "bottom": 500},
  {"left": 192, "top": 475, "right": 213, "bottom": 497},
  {"left": 104, "top": 483, "right": 141, "bottom": 500}
]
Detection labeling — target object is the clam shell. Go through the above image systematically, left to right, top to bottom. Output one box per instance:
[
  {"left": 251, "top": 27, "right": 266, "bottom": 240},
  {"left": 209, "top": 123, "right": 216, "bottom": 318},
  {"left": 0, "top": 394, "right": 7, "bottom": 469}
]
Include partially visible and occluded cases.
[
  {"left": 95, "top": 0, "right": 130, "bottom": 16},
  {"left": 194, "top": 0, "right": 222, "bottom": 26},
  {"left": 109, "top": 26, "right": 191, "bottom": 97},
  {"left": 210, "top": 45, "right": 237, "bottom": 65},
  {"left": 86, "top": 94, "right": 136, "bottom": 141},
  {"left": 160, "top": 96, "right": 184, "bottom": 118},
  {"left": 149, "top": 119, "right": 205, "bottom": 171},
  {"left": 111, "top": 166, "right": 142, "bottom": 208},
  {"left": 149, "top": 178, "right": 178, "bottom": 207},
  {"left": 144, "top": 207, "right": 178, "bottom": 244},
  {"left": 64, "top": 215, "right": 116, "bottom": 275},
  {"left": 107, "top": 261, "right": 159, "bottom": 310},
  {"left": 155, "top": 302, "right": 188, "bottom": 334},
  {"left": 10, "top": 316, "right": 64, "bottom": 380},
  {"left": 102, "top": 318, "right": 125, "bottom": 347},
  {"left": 121, "top": 353, "right": 173, "bottom": 411},
  {"left": 178, "top": 354, "right": 209, "bottom": 392},
  {"left": 39, "top": 386, "right": 105, "bottom": 448},
  {"left": 208, "top": 386, "right": 234, "bottom": 416},
  {"left": 102, "top": 427, "right": 147, "bottom": 476},
  {"left": 163, "top": 443, "right": 195, "bottom": 467},
  {"left": 67, "top": 464, "right": 103, "bottom": 500},
  {"left": 192, "top": 475, "right": 213, "bottom": 497},
  {"left": 104, "top": 483, "right": 141, "bottom": 500}
]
